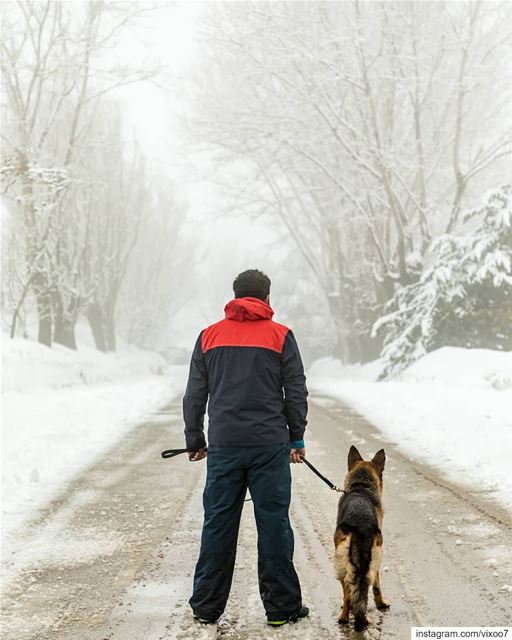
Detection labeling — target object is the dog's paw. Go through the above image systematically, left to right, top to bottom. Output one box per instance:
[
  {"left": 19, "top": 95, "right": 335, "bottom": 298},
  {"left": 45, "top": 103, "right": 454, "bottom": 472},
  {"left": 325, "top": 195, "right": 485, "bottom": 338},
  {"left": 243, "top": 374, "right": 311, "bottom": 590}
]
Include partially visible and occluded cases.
[
  {"left": 376, "top": 600, "right": 391, "bottom": 611},
  {"left": 337, "top": 616, "right": 349, "bottom": 625}
]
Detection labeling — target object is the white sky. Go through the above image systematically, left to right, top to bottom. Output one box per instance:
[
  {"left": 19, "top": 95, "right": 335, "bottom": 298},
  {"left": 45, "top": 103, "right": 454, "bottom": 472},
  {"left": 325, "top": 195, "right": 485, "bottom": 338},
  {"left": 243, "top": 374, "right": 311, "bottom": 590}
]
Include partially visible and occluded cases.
[
  {"left": 109, "top": 2, "right": 202, "bottom": 177},
  {"left": 109, "top": 2, "right": 260, "bottom": 220}
]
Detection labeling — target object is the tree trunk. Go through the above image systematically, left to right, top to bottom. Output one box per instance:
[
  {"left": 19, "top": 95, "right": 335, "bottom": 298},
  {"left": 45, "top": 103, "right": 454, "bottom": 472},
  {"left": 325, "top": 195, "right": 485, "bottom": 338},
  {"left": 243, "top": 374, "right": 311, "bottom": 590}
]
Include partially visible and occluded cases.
[
  {"left": 20, "top": 155, "right": 53, "bottom": 347},
  {"left": 33, "top": 273, "right": 52, "bottom": 347},
  {"left": 52, "top": 290, "right": 78, "bottom": 349},
  {"left": 36, "top": 294, "right": 52, "bottom": 347},
  {"left": 86, "top": 301, "right": 107, "bottom": 352},
  {"left": 53, "top": 310, "right": 77, "bottom": 349},
  {"left": 104, "top": 311, "right": 116, "bottom": 352},
  {"left": 54, "top": 323, "right": 77, "bottom": 349}
]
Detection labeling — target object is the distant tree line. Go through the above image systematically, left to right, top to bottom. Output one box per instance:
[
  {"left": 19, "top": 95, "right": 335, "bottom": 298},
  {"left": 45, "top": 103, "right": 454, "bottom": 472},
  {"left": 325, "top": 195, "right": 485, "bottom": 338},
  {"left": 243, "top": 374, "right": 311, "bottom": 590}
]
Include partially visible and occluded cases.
[{"left": 1, "top": 1, "right": 183, "bottom": 352}]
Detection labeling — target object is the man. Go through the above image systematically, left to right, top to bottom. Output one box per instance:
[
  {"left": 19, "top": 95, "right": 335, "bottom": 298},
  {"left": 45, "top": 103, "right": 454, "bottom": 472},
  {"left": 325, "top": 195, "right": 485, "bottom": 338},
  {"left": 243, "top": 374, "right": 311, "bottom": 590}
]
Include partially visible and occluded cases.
[{"left": 183, "top": 269, "right": 309, "bottom": 627}]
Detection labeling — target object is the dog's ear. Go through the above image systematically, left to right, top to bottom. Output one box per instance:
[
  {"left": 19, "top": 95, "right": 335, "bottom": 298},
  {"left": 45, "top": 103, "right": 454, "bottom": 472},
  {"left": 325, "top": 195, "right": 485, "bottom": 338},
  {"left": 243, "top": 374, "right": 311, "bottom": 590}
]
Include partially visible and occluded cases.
[
  {"left": 348, "top": 445, "right": 363, "bottom": 469},
  {"left": 371, "top": 449, "right": 386, "bottom": 475}
]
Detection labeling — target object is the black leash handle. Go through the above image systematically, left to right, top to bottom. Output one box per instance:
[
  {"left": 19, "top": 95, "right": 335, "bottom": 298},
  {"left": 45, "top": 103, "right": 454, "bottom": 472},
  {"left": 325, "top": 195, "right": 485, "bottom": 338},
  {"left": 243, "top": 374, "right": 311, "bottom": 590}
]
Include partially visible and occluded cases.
[
  {"left": 161, "top": 448, "right": 207, "bottom": 459},
  {"left": 161, "top": 448, "right": 189, "bottom": 459}
]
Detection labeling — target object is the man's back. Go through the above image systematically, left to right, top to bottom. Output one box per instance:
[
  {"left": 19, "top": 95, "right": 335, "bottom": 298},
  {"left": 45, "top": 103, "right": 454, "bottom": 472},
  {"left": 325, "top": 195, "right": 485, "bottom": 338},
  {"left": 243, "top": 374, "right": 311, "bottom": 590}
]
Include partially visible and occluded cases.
[
  {"left": 184, "top": 270, "right": 309, "bottom": 627},
  {"left": 183, "top": 296, "right": 308, "bottom": 448}
]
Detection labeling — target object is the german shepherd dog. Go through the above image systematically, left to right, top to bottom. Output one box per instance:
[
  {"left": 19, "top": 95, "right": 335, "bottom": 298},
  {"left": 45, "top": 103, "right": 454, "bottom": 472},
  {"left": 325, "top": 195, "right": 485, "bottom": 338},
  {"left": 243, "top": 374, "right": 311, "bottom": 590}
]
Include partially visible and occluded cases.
[{"left": 334, "top": 446, "right": 390, "bottom": 631}]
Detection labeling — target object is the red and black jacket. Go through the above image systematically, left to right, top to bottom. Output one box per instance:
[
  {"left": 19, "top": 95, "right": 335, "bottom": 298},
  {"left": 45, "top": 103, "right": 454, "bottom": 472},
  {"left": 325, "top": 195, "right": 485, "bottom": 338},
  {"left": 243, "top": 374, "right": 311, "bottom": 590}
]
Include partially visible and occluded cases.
[{"left": 183, "top": 297, "right": 308, "bottom": 449}]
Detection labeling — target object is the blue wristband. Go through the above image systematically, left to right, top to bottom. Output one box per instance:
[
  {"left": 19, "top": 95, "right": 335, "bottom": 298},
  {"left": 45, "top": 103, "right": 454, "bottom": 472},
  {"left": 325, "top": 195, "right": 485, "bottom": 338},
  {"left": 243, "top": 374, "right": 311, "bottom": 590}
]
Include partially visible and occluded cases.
[{"left": 290, "top": 439, "right": 305, "bottom": 449}]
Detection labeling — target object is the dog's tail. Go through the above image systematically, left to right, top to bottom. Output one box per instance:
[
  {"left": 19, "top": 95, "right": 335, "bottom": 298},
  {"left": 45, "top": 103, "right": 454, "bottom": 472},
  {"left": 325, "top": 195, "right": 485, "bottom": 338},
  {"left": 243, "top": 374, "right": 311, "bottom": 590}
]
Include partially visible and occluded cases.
[{"left": 349, "top": 529, "right": 374, "bottom": 632}]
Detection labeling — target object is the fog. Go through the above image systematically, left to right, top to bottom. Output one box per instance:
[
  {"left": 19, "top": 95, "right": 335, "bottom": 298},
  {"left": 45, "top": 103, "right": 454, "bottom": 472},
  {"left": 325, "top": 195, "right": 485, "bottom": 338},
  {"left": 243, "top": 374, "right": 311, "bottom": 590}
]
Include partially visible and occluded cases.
[{"left": 2, "top": 0, "right": 511, "bottom": 372}]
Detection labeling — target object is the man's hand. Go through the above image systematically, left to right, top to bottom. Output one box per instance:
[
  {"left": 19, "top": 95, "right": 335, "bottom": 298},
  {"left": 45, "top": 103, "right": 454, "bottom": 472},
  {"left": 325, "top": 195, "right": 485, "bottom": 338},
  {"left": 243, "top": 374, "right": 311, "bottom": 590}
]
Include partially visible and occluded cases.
[
  {"left": 290, "top": 447, "right": 305, "bottom": 464},
  {"left": 189, "top": 451, "right": 207, "bottom": 462}
]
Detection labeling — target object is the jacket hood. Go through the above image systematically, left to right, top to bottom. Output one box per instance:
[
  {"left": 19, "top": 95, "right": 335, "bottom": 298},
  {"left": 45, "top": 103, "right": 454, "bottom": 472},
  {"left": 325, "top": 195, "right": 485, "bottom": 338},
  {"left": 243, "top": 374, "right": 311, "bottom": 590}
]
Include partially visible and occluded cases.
[{"left": 224, "top": 297, "right": 274, "bottom": 322}]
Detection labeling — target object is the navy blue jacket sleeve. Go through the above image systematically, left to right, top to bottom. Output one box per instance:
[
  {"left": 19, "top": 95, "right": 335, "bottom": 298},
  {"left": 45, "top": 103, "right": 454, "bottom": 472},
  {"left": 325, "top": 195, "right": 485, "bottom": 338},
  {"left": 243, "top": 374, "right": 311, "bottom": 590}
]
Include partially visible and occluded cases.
[
  {"left": 281, "top": 330, "right": 308, "bottom": 442},
  {"left": 183, "top": 332, "right": 208, "bottom": 450}
]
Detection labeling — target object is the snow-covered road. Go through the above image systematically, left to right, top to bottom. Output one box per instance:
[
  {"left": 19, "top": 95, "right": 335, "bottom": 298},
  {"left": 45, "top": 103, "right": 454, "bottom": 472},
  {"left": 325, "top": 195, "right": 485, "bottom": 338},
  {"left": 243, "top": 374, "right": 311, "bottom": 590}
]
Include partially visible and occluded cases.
[{"left": 2, "top": 396, "right": 511, "bottom": 639}]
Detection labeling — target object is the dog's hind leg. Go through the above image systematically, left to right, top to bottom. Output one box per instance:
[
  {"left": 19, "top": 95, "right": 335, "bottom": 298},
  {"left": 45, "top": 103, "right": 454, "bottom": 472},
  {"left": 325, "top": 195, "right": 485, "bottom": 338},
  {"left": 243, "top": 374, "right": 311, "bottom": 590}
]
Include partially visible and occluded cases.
[
  {"left": 334, "top": 531, "right": 351, "bottom": 624},
  {"left": 370, "top": 532, "right": 390, "bottom": 611},
  {"left": 373, "top": 571, "right": 390, "bottom": 611},
  {"left": 338, "top": 581, "right": 351, "bottom": 624}
]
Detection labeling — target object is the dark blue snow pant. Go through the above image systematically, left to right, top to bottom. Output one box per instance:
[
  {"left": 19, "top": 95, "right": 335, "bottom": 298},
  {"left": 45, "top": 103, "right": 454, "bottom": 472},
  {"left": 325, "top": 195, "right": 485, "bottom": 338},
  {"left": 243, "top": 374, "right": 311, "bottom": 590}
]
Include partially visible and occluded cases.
[{"left": 189, "top": 443, "right": 302, "bottom": 621}]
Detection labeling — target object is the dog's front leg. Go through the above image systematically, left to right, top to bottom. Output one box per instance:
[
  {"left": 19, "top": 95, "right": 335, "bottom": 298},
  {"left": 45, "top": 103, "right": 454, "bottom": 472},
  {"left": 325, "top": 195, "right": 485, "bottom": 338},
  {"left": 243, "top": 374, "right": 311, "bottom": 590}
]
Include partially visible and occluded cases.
[
  {"left": 372, "top": 571, "right": 390, "bottom": 610},
  {"left": 338, "top": 581, "right": 351, "bottom": 624}
]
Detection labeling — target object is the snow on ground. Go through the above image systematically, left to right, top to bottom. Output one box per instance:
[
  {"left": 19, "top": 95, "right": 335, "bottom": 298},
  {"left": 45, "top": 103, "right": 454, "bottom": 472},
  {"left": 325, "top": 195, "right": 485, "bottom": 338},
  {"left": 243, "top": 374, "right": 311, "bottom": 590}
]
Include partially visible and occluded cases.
[
  {"left": 2, "top": 333, "right": 168, "bottom": 392},
  {"left": 1, "top": 335, "right": 189, "bottom": 546},
  {"left": 308, "top": 347, "right": 512, "bottom": 509}
]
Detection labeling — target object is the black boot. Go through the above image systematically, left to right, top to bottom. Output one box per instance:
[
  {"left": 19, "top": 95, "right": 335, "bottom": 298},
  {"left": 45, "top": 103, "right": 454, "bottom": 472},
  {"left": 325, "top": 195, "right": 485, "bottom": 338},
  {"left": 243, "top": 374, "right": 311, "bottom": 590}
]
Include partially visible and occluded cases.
[
  {"left": 267, "top": 605, "right": 310, "bottom": 626},
  {"left": 193, "top": 612, "right": 218, "bottom": 624}
]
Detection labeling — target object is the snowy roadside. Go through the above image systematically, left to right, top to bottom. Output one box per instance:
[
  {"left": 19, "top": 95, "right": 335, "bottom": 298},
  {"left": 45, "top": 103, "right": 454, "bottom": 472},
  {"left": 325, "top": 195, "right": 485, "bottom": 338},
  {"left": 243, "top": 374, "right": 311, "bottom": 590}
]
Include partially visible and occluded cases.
[
  {"left": 1, "top": 337, "right": 188, "bottom": 547},
  {"left": 307, "top": 347, "right": 512, "bottom": 509}
]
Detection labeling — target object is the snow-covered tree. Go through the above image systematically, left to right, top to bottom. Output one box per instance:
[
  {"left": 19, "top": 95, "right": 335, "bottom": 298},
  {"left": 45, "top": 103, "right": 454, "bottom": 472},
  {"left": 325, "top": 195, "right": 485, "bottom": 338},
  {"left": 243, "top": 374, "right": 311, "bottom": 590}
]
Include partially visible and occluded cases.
[
  {"left": 1, "top": 1, "right": 181, "bottom": 352},
  {"left": 185, "top": 1, "right": 512, "bottom": 361},
  {"left": 374, "top": 184, "right": 512, "bottom": 378}
]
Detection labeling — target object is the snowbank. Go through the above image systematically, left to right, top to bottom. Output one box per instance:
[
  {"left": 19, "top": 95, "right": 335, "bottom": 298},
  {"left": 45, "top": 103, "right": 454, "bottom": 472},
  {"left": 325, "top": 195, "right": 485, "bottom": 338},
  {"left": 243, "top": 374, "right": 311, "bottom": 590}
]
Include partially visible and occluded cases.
[
  {"left": 1, "top": 335, "right": 189, "bottom": 542},
  {"left": 2, "top": 336, "right": 168, "bottom": 392},
  {"left": 397, "top": 346, "right": 512, "bottom": 390},
  {"left": 308, "top": 348, "right": 512, "bottom": 509}
]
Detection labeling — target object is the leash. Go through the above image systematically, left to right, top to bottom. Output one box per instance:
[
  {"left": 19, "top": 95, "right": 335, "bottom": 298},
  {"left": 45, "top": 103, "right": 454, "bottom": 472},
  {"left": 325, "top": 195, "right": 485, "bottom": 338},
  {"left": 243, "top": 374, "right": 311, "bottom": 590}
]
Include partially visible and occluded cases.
[
  {"left": 161, "top": 447, "right": 200, "bottom": 459},
  {"left": 160, "top": 448, "right": 344, "bottom": 495},
  {"left": 300, "top": 457, "right": 345, "bottom": 494}
]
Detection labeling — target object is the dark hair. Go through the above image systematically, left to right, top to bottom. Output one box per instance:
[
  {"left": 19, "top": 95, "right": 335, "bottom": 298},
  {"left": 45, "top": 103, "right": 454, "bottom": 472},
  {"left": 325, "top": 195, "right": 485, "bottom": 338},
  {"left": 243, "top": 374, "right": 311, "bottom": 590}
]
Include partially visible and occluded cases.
[{"left": 233, "top": 269, "right": 271, "bottom": 300}]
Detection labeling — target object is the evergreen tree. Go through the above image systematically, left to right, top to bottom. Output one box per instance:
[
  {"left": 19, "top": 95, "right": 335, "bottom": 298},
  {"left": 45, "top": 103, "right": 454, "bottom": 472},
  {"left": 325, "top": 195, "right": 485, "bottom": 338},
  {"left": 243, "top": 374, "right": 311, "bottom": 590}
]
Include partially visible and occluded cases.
[{"left": 374, "top": 185, "right": 512, "bottom": 378}]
